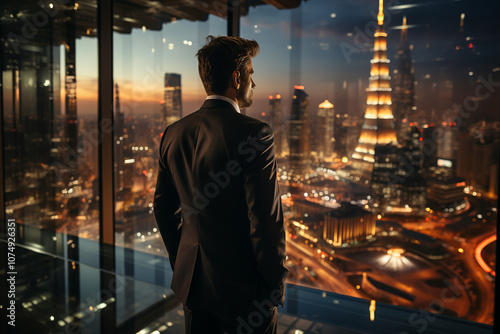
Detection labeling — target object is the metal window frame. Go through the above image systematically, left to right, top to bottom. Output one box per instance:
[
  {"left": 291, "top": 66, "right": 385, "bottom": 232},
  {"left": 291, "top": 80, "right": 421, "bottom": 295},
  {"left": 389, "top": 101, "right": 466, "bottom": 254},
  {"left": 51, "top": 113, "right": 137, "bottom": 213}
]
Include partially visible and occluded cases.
[
  {"left": 98, "top": 0, "right": 115, "bottom": 248},
  {"left": 227, "top": 0, "right": 241, "bottom": 37}
]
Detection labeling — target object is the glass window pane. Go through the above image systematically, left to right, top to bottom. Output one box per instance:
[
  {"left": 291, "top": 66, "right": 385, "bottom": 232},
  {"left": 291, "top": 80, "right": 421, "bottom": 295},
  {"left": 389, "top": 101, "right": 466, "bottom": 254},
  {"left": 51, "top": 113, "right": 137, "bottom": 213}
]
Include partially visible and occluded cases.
[{"left": 243, "top": 0, "right": 498, "bottom": 326}]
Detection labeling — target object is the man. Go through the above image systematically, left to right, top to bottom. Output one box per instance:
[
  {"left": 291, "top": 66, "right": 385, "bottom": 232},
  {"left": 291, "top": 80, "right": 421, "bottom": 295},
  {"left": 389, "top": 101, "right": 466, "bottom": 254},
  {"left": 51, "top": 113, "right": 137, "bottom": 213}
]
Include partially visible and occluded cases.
[{"left": 154, "top": 35, "right": 288, "bottom": 334}]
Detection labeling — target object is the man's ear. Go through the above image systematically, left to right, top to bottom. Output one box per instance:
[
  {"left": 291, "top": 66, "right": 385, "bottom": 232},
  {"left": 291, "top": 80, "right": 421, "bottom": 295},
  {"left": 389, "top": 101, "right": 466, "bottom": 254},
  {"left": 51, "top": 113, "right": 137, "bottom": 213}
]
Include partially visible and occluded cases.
[{"left": 232, "top": 70, "right": 241, "bottom": 89}]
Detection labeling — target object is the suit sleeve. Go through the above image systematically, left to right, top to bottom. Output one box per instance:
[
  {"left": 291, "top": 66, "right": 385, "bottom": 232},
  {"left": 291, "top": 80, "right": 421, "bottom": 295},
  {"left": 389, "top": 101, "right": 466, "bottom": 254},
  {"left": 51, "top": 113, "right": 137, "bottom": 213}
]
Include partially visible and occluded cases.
[
  {"left": 241, "top": 123, "right": 289, "bottom": 305},
  {"left": 154, "top": 137, "right": 182, "bottom": 271}
]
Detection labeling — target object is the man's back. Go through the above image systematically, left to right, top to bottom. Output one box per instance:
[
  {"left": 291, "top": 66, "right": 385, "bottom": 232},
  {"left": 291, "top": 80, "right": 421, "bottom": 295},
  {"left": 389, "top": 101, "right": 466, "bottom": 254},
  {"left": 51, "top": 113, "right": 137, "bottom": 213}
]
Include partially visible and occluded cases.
[{"left": 154, "top": 99, "right": 288, "bottom": 322}]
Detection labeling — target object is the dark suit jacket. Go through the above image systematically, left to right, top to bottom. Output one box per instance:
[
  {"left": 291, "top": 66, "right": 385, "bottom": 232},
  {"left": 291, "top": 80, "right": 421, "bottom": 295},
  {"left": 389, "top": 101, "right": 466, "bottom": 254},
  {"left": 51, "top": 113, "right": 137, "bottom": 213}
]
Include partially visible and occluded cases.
[{"left": 154, "top": 99, "right": 288, "bottom": 321}]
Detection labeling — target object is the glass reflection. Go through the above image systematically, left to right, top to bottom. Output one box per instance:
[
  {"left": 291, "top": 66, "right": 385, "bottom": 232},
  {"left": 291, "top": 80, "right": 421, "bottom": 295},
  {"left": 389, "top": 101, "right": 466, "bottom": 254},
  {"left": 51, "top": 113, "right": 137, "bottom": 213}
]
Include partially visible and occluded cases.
[{"left": 1, "top": 0, "right": 99, "bottom": 240}]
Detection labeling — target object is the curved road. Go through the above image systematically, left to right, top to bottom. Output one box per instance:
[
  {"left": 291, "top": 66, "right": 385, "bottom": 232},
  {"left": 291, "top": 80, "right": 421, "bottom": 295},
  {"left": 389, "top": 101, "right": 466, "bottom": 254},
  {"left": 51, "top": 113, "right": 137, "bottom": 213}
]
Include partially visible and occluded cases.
[{"left": 474, "top": 234, "right": 496, "bottom": 277}]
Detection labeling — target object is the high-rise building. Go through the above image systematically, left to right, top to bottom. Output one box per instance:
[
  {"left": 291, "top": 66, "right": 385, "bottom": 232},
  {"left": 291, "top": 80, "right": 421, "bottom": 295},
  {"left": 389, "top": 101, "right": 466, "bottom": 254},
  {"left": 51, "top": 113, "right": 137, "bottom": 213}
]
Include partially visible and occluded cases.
[
  {"left": 352, "top": 0, "right": 398, "bottom": 180},
  {"left": 392, "top": 16, "right": 416, "bottom": 139},
  {"left": 163, "top": 73, "right": 182, "bottom": 127},
  {"left": 289, "top": 85, "right": 310, "bottom": 174},
  {"left": 269, "top": 94, "right": 288, "bottom": 158},
  {"left": 316, "top": 100, "right": 335, "bottom": 161},
  {"left": 334, "top": 113, "right": 349, "bottom": 159},
  {"left": 436, "top": 124, "right": 461, "bottom": 167},
  {"left": 393, "top": 126, "right": 427, "bottom": 214},
  {"left": 457, "top": 131, "right": 500, "bottom": 197},
  {"left": 370, "top": 144, "right": 400, "bottom": 212},
  {"left": 426, "top": 176, "right": 468, "bottom": 214},
  {"left": 323, "top": 202, "right": 376, "bottom": 247}
]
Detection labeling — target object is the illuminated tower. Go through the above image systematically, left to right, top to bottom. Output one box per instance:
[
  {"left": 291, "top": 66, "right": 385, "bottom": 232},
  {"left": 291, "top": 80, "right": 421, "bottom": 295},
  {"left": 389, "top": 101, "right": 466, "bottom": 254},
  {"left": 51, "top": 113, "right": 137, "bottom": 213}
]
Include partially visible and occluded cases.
[
  {"left": 352, "top": 0, "right": 398, "bottom": 178},
  {"left": 392, "top": 16, "right": 416, "bottom": 140},
  {"left": 163, "top": 73, "right": 182, "bottom": 127},
  {"left": 289, "top": 85, "right": 310, "bottom": 174},
  {"left": 269, "top": 94, "right": 287, "bottom": 158},
  {"left": 316, "top": 100, "right": 335, "bottom": 161}
]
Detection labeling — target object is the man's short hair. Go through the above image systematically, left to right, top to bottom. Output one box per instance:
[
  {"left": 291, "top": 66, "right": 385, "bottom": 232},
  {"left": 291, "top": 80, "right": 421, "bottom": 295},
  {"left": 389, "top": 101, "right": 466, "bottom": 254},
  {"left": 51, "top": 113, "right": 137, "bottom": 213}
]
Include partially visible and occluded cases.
[{"left": 196, "top": 35, "right": 259, "bottom": 95}]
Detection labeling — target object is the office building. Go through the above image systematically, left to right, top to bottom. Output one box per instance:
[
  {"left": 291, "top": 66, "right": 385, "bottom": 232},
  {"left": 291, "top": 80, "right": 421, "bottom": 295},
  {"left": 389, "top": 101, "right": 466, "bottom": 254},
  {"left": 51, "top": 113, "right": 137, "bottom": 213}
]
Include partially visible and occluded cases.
[
  {"left": 392, "top": 16, "right": 416, "bottom": 140},
  {"left": 163, "top": 73, "right": 182, "bottom": 127},
  {"left": 289, "top": 85, "right": 311, "bottom": 174},
  {"left": 269, "top": 94, "right": 288, "bottom": 158},
  {"left": 316, "top": 100, "right": 335, "bottom": 161},
  {"left": 426, "top": 176, "right": 468, "bottom": 213},
  {"left": 323, "top": 202, "right": 376, "bottom": 247}
]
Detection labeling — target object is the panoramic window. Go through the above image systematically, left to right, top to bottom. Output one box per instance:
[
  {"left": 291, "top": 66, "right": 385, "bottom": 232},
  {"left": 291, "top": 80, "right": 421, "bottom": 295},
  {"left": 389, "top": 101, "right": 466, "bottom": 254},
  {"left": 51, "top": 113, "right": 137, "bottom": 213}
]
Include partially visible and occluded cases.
[{"left": 241, "top": 0, "right": 498, "bottom": 326}]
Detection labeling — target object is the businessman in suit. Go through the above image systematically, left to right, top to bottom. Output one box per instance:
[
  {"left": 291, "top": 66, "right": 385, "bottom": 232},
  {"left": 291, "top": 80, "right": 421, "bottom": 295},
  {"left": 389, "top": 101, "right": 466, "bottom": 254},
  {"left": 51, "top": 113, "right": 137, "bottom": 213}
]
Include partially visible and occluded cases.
[{"left": 154, "top": 35, "right": 288, "bottom": 333}]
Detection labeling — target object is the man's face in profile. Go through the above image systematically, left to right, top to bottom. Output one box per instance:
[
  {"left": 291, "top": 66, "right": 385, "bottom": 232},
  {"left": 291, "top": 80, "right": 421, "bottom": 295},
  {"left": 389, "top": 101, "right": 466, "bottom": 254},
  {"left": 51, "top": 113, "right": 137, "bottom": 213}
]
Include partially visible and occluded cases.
[{"left": 237, "top": 58, "right": 255, "bottom": 108}]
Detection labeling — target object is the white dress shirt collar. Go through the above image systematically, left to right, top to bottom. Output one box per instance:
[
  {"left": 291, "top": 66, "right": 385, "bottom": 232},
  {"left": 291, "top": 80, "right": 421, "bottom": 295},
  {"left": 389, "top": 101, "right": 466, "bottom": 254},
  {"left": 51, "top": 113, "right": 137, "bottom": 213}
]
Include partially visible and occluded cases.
[{"left": 205, "top": 95, "right": 241, "bottom": 113}]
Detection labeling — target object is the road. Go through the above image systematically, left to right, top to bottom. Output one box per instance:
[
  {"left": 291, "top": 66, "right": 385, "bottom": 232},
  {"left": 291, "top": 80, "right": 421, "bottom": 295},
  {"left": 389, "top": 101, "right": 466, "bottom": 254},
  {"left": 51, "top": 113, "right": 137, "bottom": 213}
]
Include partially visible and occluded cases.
[{"left": 286, "top": 239, "right": 364, "bottom": 298}]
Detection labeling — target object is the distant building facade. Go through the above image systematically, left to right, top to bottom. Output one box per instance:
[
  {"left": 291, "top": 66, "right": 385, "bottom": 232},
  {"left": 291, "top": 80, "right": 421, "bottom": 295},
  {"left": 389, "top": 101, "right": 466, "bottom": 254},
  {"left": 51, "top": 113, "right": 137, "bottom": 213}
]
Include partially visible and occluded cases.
[
  {"left": 392, "top": 16, "right": 416, "bottom": 140},
  {"left": 162, "top": 73, "right": 182, "bottom": 127},
  {"left": 289, "top": 85, "right": 311, "bottom": 174},
  {"left": 269, "top": 94, "right": 288, "bottom": 158},
  {"left": 316, "top": 100, "right": 335, "bottom": 161},
  {"left": 334, "top": 113, "right": 349, "bottom": 159},
  {"left": 370, "top": 144, "right": 400, "bottom": 212},
  {"left": 426, "top": 176, "right": 468, "bottom": 213},
  {"left": 323, "top": 202, "right": 376, "bottom": 246}
]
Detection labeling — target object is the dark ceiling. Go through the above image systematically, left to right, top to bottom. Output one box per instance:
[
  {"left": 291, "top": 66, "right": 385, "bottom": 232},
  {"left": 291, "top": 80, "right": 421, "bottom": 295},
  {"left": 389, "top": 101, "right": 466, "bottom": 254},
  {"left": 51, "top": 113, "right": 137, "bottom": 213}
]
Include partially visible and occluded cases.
[{"left": 1, "top": 0, "right": 302, "bottom": 38}]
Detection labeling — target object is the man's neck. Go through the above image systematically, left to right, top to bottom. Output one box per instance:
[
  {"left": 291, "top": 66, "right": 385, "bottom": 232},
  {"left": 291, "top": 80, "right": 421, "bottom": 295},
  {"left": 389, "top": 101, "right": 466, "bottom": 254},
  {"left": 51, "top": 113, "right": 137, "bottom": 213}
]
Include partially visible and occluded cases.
[{"left": 206, "top": 95, "right": 241, "bottom": 113}]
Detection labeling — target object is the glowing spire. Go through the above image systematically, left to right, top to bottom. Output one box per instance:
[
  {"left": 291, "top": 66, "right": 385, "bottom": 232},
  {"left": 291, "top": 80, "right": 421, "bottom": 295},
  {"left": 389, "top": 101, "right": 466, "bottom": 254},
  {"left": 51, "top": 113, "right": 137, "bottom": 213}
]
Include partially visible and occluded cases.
[
  {"left": 377, "top": 0, "right": 384, "bottom": 25},
  {"left": 400, "top": 16, "right": 408, "bottom": 43}
]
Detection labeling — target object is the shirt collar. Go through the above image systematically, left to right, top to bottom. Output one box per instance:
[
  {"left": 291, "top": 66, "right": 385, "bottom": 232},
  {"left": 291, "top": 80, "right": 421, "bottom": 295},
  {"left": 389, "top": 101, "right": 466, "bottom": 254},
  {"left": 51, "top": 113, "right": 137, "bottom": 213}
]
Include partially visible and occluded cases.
[{"left": 205, "top": 95, "right": 241, "bottom": 113}]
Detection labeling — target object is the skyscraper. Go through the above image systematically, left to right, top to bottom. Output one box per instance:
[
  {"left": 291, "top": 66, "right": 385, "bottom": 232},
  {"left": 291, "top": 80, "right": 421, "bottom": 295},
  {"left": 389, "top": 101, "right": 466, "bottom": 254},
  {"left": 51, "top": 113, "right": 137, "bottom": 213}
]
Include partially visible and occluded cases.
[
  {"left": 352, "top": 0, "right": 398, "bottom": 180},
  {"left": 392, "top": 16, "right": 416, "bottom": 127},
  {"left": 163, "top": 73, "right": 182, "bottom": 127},
  {"left": 289, "top": 85, "right": 310, "bottom": 174},
  {"left": 269, "top": 94, "right": 287, "bottom": 158},
  {"left": 316, "top": 100, "right": 335, "bottom": 161},
  {"left": 334, "top": 113, "right": 349, "bottom": 159},
  {"left": 395, "top": 125, "right": 426, "bottom": 214},
  {"left": 370, "top": 144, "right": 400, "bottom": 212}
]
